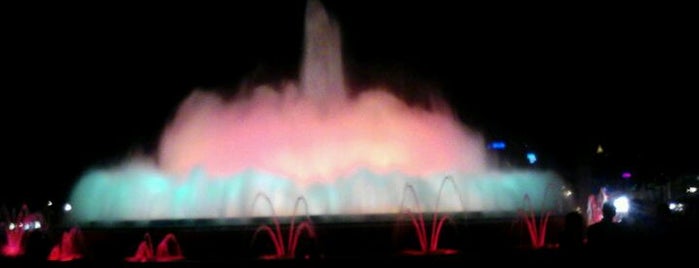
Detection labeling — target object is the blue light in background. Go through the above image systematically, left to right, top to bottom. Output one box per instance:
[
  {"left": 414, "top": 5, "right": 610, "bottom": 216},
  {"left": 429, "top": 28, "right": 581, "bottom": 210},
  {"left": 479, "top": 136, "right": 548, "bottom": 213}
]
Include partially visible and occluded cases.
[
  {"left": 488, "top": 141, "right": 506, "bottom": 150},
  {"left": 526, "top": 152, "right": 537, "bottom": 164}
]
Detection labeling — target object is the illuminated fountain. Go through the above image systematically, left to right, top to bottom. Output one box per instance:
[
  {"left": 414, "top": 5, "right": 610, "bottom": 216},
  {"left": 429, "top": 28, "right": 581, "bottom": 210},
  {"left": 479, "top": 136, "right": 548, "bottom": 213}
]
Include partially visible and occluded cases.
[
  {"left": 67, "top": 0, "right": 567, "bottom": 224},
  {"left": 396, "top": 176, "right": 462, "bottom": 255},
  {"left": 516, "top": 184, "right": 564, "bottom": 249},
  {"left": 250, "top": 193, "right": 317, "bottom": 259},
  {"left": 2, "top": 204, "right": 45, "bottom": 258},
  {"left": 2, "top": 205, "right": 29, "bottom": 257},
  {"left": 2, "top": 227, "right": 24, "bottom": 257},
  {"left": 47, "top": 227, "right": 84, "bottom": 261},
  {"left": 126, "top": 232, "right": 184, "bottom": 262},
  {"left": 125, "top": 233, "right": 154, "bottom": 262},
  {"left": 155, "top": 233, "right": 185, "bottom": 262}
]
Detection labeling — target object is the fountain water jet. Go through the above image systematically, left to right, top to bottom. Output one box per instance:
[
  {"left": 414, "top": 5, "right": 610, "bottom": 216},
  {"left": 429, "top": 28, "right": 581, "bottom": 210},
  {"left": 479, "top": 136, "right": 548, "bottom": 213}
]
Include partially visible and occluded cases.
[
  {"left": 67, "top": 0, "right": 568, "bottom": 223},
  {"left": 300, "top": 0, "right": 345, "bottom": 105},
  {"left": 396, "top": 176, "right": 462, "bottom": 255},
  {"left": 517, "top": 184, "right": 564, "bottom": 249},
  {"left": 250, "top": 193, "right": 317, "bottom": 259},
  {"left": 518, "top": 194, "right": 550, "bottom": 249},
  {"left": 2, "top": 204, "right": 44, "bottom": 257},
  {"left": 2, "top": 205, "right": 28, "bottom": 257},
  {"left": 47, "top": 227, "right": 84, "bottom": 261},
  {"left": 2, "top": 228, "right": 24, "bottom": 257},
  {"left": 126, "top": 232, "right": 184, "bottom": 262},
  {"left": 125, "top": 233, "right": 154, "bottom": 262},
  {"left": 155, "top": 233, "right": 185, "bottom": 262}
]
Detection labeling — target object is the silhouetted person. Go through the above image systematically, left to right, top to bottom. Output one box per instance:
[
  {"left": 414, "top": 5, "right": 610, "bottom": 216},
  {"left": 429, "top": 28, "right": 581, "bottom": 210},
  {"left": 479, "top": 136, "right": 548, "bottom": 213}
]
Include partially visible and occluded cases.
[
  {"left": 586, "top": 202, "right": 625, "bottom": 252},
  {"left": 559, "top": 211, "right": 586, "bottom": 253}
]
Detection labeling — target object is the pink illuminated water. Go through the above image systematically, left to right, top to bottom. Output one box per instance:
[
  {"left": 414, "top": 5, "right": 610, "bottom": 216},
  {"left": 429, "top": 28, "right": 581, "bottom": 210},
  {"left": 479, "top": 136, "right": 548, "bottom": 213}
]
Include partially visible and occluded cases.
[
  {"left": 67, "top": 0, "right": 567, "bottom": 222},
  {"left": 157, "top": 0, "right": 484, "bottom": 183},
  {"left": 2, "top": 204, "right": 42, "bottom": 258},
  {"left": 2, "top": 229, "right": 24, "bottom": 257}
]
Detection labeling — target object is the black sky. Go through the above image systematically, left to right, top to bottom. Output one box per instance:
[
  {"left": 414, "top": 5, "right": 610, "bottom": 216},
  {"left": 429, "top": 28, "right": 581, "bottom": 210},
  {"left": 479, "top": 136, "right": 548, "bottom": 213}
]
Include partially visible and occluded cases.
[{"left": 2, "top": 0, "right": 696, "bottom": 206}]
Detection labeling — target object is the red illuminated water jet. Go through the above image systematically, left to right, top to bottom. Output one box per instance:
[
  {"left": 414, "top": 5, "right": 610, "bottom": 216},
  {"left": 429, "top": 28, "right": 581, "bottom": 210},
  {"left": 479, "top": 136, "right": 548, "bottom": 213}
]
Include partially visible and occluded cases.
[
  {"left": 397, "top": 176, "right": 462, "bottom": 255},
  {"left": 517, "top": 184, "right": 562, "bottom": 249},
  {"left": 250, "top": 193, "right": 317, "bottom": 260},
  {"left": 519, "top": 194, "right": 549, "bottom": 249},
  {"left": 2, "top": 204, "right": 39, "bottom": 258},
  {"left": 47, "top": 227, "right": 84, "bottom": 262},
  {"left": 2, "top": 228, "right": 24, "bottom": 257},
  {"left": 126, "top": 232, "right": 184, "bottom": 262},
  {"left": 126, "top": 233, "right": 154, "bottom": 262},
  {"left": 155, "top": 233, "right": 185, "bottom": 262}
]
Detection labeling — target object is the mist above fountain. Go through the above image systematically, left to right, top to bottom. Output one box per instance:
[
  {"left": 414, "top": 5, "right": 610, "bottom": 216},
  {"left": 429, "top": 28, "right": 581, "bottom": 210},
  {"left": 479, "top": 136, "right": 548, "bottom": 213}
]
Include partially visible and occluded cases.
[
  {"left": 68, "top": 0, "right": 566, "bottom": 223},
  {"left": 156, "top": 0, "right": 485, "bottom": 184}
]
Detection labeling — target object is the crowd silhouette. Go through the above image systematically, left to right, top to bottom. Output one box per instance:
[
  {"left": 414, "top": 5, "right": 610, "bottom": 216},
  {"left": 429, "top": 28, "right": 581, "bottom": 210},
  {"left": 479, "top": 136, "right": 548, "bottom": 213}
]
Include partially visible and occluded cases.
[{"left": 555, "top": 198, "right": 696, "bottom": 264}]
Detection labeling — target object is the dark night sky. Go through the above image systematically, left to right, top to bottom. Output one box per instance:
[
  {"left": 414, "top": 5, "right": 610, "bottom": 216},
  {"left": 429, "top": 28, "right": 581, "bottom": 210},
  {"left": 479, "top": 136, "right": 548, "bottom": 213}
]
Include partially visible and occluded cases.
[{"left": 2, "top": 1, "right": 696, "bottom": 207}]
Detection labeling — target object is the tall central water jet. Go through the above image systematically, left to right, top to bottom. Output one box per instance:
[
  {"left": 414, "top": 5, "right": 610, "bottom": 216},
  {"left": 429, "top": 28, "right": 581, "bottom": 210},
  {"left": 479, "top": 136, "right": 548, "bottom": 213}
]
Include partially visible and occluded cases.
[
  {"left": 68, "top": 0, "right": 566, "bottom": 223},
  {"left": 156, "top": 0, "right": 485, "bottom": 185},
  {"left": 300, "top": 0, "right": 346, "bottom": 103}
]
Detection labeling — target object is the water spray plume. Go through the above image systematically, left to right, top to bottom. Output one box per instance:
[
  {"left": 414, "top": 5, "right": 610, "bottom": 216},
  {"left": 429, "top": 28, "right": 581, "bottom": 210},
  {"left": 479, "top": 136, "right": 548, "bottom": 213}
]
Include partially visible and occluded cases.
[
  {"left": 67, "top": 0, "right": 567, "bottom": 223},
  {"left": 301, "top": 0, "right": 346, "bottom": 104}
]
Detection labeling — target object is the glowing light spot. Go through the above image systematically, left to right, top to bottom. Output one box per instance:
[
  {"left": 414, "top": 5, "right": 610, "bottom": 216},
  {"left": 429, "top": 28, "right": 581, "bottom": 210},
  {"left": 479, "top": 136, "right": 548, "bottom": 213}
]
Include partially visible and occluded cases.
[
  {"left": 488, "top": 141, "right": 506, "bottom": 150},
  {"left": 596, "top": 144, "right": 604, "bottom": 154},
  {"left": 526, "top": 152, "right": 537, "bottom": 164},
  {"left": 621, "top": 172, "right": 632, "bottom": 179},
  {"left": 687, "top": 187, "right": 697, "bottom": 193},
  {"left": 613, "top": 196, "right": 629, "bottom": 213},
  {"left": 47, "top": 200, "right": 52, "bottom": 207},
  {"left": 669, "top": 202, "right": 684, "bottom": 212},
  {"left": 64, "top": 203, "right": 72, "bottom": 212},
  {"left": 34, "top": 221, "right": 41, "bottom": 229},
  {"left": 8, "top": 223, "right": 15, "bottom": 230}
]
